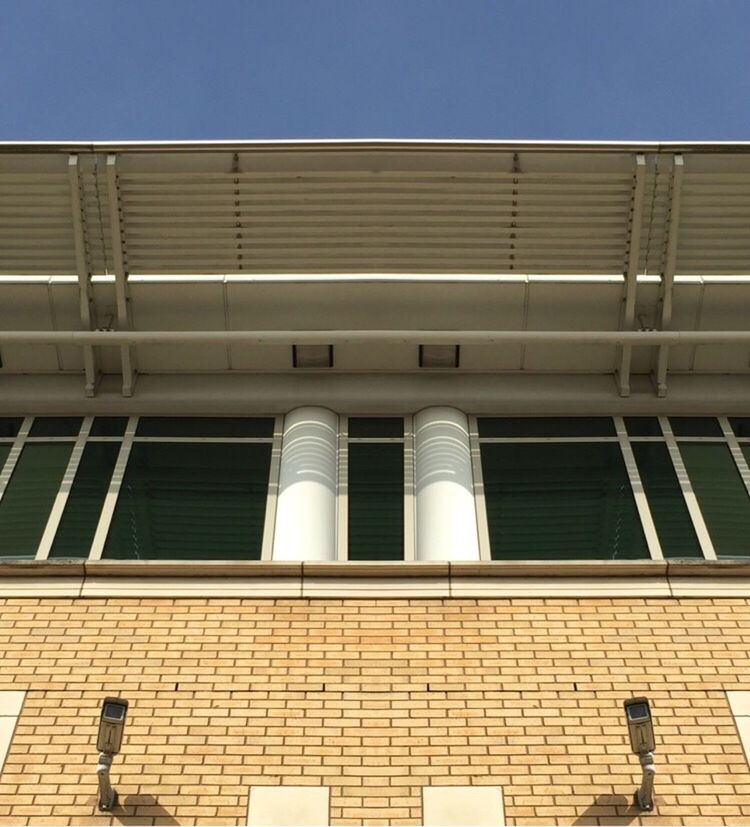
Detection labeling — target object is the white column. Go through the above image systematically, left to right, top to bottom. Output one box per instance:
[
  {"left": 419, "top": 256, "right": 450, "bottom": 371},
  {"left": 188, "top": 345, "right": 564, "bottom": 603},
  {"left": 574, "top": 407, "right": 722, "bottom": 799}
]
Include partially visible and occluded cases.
[
  {"left": 272, "top": 407, "right": 338, "bottom": 561},
  {"left": 414, "top": 407, "right": 481, "bottom": 561}
]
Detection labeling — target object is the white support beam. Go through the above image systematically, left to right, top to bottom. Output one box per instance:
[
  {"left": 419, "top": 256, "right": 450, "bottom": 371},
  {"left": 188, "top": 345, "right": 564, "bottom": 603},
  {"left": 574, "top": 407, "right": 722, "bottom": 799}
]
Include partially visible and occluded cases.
[
  {"left": 105, "top": 154, "right": 136, "bottom": 397},
  {"left": 616, "top": 154, "right": 646, "bottom": 398},
  {"left": 68, "top": 155, "right": 98, "bottom": 397},
  {"left": 655, "top": 155, "right": 684, "bottom": 398},
  {"left": 0, "top": 329, "right": 749, "bottom": 347},
  {"left": 403, "top": 414, "right": 416, "bottom": 562},
  {"left": 259, "top": 415, "right": 283, "bottom": 561},
  {"left": 336, "top": 415, "right": 348, "bottom": 561},
  {"left": 36, "top": 416, "right": 93, "bottom": 559},
  {"left": 88, "top": 416, "right": 137, "bottom": 560},
  {"left": 469, "top": 416, "right": 492, "bottom": 562},
  {"left": 614, "top": 416, "right": 663, "bottom": 560},
  {"left": 659, "top": 416, "right": 716, "bottom": 560},
  {"left": 719, "top": 416, "right": 750, "bottom": 500},
  {"left": 0, "top": 418, "right": 32, "bottom": 506}
]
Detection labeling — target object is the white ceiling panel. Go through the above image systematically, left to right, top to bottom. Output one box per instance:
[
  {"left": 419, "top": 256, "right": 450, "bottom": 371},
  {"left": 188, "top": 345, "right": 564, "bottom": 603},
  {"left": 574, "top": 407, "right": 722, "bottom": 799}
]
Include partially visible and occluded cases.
[
  {"left": 130, "top": 282, "right": 229, "bottom": 371},
  {"left": 523, "top": 283, "right": 621, "bottom": 371}
]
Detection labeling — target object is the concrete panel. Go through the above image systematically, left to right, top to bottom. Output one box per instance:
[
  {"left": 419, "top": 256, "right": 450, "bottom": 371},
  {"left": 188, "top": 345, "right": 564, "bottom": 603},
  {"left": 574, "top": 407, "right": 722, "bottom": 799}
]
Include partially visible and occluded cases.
[
  {"left": 727, "top": 691, "right": 750, "bottom": 718},
  {"left": 423, "top": 785, "right": 504, "bottom": 827},
  {"left": 248, "top": 786, "right": 329, "bottom": 827}
]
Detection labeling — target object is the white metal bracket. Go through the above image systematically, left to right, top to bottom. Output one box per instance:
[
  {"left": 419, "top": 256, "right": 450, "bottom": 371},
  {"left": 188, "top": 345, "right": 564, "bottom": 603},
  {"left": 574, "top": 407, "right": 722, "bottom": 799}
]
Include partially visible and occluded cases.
[
  {"left": 105, "top": 154, "right": 136, "bottom": 397},
  {"left": 616, "top": 154, "right": 647, "bottom": 397},
  {"left": 654, "top": 155, "right": 684, "bottom": 398},
  {"left": 68, "top": 156, "right": 99, "bottom": 397}
]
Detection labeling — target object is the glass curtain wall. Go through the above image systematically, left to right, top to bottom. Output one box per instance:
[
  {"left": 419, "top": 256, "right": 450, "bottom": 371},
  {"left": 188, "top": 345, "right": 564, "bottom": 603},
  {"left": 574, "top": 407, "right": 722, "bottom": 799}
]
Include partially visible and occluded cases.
[
  {"left": 1, "top": 414, "right": 749, "bottom": 562},
  {"left": 0, "top": 416, "right": 276, "bottom": 561},
  {"left": 345, "top": 417, "right": 406, "bottom": 561},
  {"left": 477, "top": 417, "right": 649, "bottom": 560}
]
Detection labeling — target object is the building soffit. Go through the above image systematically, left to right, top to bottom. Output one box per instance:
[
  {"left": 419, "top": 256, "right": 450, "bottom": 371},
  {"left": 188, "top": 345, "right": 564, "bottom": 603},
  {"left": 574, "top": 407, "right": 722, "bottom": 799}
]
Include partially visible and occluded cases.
[{"left": 0, "top": 142, "right": 749, "bottom": 400}]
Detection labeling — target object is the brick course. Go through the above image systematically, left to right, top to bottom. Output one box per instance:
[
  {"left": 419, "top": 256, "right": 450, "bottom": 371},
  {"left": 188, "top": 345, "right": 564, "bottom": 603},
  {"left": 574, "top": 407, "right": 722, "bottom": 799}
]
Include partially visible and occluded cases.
[{"left": 0, "top": 597, "right": 748, "bottom": 824}]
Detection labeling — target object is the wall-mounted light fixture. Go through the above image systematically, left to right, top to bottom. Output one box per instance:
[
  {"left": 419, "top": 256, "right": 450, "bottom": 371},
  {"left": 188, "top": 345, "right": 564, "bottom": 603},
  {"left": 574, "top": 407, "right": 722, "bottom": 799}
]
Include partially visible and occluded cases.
[
  {"left": 624, "top": 696, "right": 656, "bottom": 811},
  {"left": 96, "top": 697, "right": 129, "bottom": 811}
]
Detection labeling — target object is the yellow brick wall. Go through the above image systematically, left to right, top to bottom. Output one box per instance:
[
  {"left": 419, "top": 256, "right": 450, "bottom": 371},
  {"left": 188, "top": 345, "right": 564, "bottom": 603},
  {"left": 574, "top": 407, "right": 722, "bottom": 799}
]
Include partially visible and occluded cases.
[{"left": 0, "top": 597, "right": 748, "bottom": 825}]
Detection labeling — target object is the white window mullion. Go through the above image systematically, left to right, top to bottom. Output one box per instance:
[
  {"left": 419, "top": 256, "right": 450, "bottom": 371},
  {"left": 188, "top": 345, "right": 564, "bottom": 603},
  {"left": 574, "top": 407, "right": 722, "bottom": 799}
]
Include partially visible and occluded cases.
[
  {"left": 336, "top": 415, "right": 348, "bottom": 561},
  {"left": 403, "top": 415, "right": 416, "bottom": 562},
  {"left": 36, "top": 416, "right": 93, "bottom": 560},
  {"left": 88, "top": 416, "right": 137, "bottom": 561},
  {"left": 260, "top": 416, "right": 283, "bottom": 561},
  {"left": 469, "top": 416, "right": 492, "bottom": 561},
  {"left": 614, "top": 416, "right": 663, "bottom": 561},
  {"left": 659, "top": 416, "right": 716, "bottom": 560},
  {"left": 719, "top": 416, "right": 750, "bottom": 500},
  {"left": 0, "top": 418, "right": 32, "bottom": 506}
]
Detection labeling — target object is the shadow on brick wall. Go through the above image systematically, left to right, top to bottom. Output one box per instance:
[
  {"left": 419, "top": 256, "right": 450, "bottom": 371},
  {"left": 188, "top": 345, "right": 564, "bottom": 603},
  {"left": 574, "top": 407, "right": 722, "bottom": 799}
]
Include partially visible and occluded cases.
[
  {"left": 573, "top": 793, "right": 642, "bottom": 825},
  {"left": 111, "top": 794, "right": 179, "bottom": 825}
]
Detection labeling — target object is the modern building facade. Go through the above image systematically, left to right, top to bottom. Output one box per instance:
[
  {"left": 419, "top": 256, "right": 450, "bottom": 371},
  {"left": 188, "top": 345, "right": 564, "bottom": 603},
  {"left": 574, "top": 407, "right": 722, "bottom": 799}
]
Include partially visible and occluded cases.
[{"left": 0, "top": 140, "right": 749, "bottom": 824}]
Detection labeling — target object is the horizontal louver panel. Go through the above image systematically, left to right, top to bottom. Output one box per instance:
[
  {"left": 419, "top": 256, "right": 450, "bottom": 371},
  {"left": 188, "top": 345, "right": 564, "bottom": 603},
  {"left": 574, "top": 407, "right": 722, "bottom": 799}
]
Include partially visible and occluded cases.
[
  {"left": 50, "top": 442, "right": 121, "bottom": 559},
  {"left": 103, "top": 442, "right": 271, "bottom": 560},
  {"left": 0, "top": 443, "right": 72, "bottom": 559},
  {"left": 348, "top": 443, "right": 404, "bottom": 561},
  {"left": 481, "top": 443, "right": 649, "bottom": 560},
  {"left": 631, "top": 443, "right": 702, "bottom": 559},
  {"left": 679, "top": 443, "right": 750, "bottom": 559}
]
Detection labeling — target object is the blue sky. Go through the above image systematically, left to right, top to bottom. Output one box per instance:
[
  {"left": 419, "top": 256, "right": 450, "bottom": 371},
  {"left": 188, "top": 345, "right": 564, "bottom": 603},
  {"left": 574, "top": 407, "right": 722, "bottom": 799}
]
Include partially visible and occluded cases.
[{"left": 1, "top": 0, "right": 749, "bottom": 140}]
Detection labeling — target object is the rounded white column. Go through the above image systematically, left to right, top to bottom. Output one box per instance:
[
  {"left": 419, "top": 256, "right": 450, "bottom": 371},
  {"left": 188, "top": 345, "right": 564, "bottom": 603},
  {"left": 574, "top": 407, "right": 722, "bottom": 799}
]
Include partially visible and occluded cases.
[
  {"left": 272, "top": 407, "right": 338, "bottom": 561},
  {"left": 414, "top": 407, "right": 481, "bottom": 561}
]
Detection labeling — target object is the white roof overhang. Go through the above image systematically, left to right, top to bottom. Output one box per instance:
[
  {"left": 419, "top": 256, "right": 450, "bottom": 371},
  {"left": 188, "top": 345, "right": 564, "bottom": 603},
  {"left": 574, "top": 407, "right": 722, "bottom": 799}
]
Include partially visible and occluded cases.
[{"left": 0, "top": 140, "right": 748, "bottom": 404}]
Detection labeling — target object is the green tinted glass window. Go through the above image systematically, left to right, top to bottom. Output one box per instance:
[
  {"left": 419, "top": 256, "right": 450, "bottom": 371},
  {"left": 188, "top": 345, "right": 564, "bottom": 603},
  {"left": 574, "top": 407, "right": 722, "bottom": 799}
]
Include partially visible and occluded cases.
[
  {"left": 29, "top": 417, "right": 83, "bottom": 437},
  {"left": 90, "top": 417, "right": 129, "bottom": 437},
  {"left": 136, "top": 417, "right": 273, "bottom": 438},
  {"left": 479, "top": 417, "right": 615, "bottom": 438},
  {"left": 624, "top": 417, "right": 663, "bottom": 438},
  {"left": 669, "top": 417, "right": 723, "bottom": 438},
  {"left": 348, "top": 418, "right": 404, "bottom": 438},
  {"left": 730, "top": 418, "right": 750, "bottom": 438},
  {"left": 0, "top": 419, "right": 23, "bottom": 439},
  {"left": 103, "top": 442, "right": 271, "bottom": 560},
  {"left": 481, "top": 442, "right": 648, "bottom": 560},
  {"left": 0, "top": 443, "right": 72, "bottom": 559},
  {"left": 49, "top": 443, "right": 121, "bottom": 559},
  {"left": 348, "top": 443, "right": 404, "bottom": 561},
  {"left": 631, "top": 443, "right": 701, "bottom": 558},
  {"left": 680, "top": 443, "right": 750, "bottom": 558},
  {"left": 0, "top": 446, "right": 10, "bottom": 470}
]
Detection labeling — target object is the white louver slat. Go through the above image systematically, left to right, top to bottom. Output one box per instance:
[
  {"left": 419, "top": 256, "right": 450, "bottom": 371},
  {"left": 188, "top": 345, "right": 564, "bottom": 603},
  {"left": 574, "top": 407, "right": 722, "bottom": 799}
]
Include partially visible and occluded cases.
[{"left": 0, "top": 142, "right": 749, "bottom": 277}]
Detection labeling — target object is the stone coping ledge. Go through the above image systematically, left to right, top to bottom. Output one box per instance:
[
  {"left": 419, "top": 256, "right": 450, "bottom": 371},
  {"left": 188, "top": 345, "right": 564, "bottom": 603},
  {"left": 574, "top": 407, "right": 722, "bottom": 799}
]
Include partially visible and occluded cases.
[
  {"left": 0, "top": 557, "right": 747, "bottom": 596},
  {"left": 0, "top": 558, "right": 747, "bottom": 578}
]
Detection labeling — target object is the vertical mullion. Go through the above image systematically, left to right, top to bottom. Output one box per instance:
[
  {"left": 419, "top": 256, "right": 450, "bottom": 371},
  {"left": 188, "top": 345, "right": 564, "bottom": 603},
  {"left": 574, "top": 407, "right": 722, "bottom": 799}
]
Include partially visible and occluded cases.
[
  {"left": 336, "top": 415, "right": 348, "bottom": 561},
  {"left": 403, "top": 415, "right": 415, "bottom": 562},
  {"left": 36, "top": 416, "right": 93, "bottom": 560},
  {"left": 88, "top": 416, "right": 137, "bottom": 561},
  {"left": 260, "top": 416, "right": 283, "bottom": 561},
  {"left": 469, "top": 416, "right": 492, "bottom": 561},
  {"left": 614, "top": 416, "right": 663, "bottom": 561},
  {"left": 659, "top": 416, "right": 716, "bottom": 560},
  {"left": 719, "top": 416, "right": 750, "bottom": 500},
  {"left": 0, "top": 418, "right": 32, "bottom": 506}
]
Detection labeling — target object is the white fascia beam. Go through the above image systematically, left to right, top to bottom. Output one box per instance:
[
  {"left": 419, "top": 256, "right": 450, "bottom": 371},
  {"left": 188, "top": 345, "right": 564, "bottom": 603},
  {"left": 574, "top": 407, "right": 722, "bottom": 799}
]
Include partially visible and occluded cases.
[
  {"left": 105, "top": 154, "right": 136, "bottom": 397},
  {"left": 616, "top": 154, "right": 647, "bottom": 398},
  {"left": 68, "top": 155, "right": 98, "bottom": 397},
  {"left": 655, "top": 155, "right": 685, "bottom": 398},
  {"left": 1, "top": 330, "right": 749, "bottom": 346}
]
